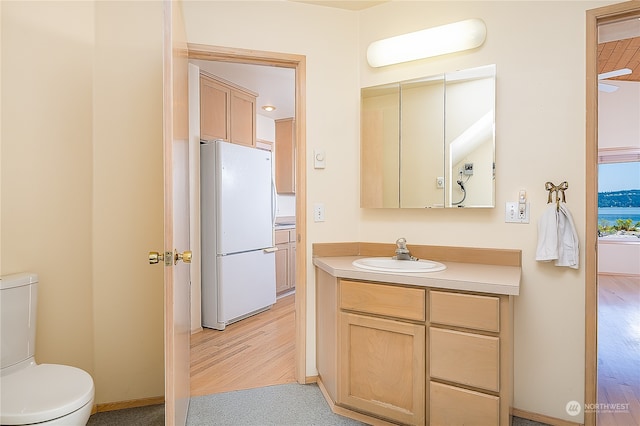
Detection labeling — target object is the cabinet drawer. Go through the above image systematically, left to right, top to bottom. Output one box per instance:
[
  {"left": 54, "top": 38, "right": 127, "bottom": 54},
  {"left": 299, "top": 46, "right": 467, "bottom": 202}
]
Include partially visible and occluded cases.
[
  {"left": 275, "top": 230, "right": 289, "bottom": 244},
  {"left": 340, "top": 280, "right": 425, "bottom": 322},
  {"left": 430, "top": 290, "right": 500, "bottom": 332},
  {"left": 430, "top": 327, "right": 500, "bottom": 392},
  {"left": 430, "top": 381, "right": 499, "bottom": 425}
]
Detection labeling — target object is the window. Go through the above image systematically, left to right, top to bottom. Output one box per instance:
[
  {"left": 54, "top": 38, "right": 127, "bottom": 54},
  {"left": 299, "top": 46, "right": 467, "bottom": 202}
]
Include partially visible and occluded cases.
[{"left": 598, "top": 153, "right": 640, "bottom": 239}]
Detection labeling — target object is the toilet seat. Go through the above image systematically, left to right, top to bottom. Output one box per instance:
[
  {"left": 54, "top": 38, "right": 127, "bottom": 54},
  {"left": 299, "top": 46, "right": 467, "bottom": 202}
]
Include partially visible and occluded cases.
[{"left": 1, "top": 363, "right": 94, "bottom": 425}]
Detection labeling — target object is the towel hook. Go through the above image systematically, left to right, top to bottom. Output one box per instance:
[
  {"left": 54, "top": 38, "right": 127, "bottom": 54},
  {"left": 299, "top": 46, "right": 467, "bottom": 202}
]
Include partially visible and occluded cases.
[{"left": 545, "top": 181, "right": 568, "bottom": 211}]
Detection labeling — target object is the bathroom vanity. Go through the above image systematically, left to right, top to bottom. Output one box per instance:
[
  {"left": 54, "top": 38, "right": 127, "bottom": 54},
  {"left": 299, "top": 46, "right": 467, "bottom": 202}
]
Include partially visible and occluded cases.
[{"left": 313, "top": 242, "right": 520, "bottom": 426}]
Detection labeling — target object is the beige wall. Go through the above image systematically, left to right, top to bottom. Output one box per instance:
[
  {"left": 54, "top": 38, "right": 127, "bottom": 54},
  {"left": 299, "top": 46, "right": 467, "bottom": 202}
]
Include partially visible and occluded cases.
[
  {"left": 1, "top": 0, "right": 96, "bottom": 373},
  {"left": 1, "top": 1, "right": 164, "bottom": 405},
  {"left": 92, "top": 1, "right": 165, "bottom": 404},
  {"left": 183, "top": 1, "right": 616, "bottom": 423}
]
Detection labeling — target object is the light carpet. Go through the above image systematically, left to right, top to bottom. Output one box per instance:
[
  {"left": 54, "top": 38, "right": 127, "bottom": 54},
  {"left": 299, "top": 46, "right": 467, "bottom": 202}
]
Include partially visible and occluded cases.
[
  {"left": 88, "top": 383, "right": 551, "bottom": 425},
  {"left": 187, "top": 383, "right": 363, "bottom": 425}
]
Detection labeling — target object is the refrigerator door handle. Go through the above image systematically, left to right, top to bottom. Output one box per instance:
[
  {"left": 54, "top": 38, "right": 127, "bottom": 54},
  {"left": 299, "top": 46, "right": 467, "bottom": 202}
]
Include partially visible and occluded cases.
[
  {"left": 271, "top": 178, "right": 277, "bottom": 227},
  {"left": 263, "top": 247, "right": 278, "bottom": 253}
]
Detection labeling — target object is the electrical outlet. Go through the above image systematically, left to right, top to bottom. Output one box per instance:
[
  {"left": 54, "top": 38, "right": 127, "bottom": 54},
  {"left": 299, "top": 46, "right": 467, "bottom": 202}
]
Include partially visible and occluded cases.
[
  {"left": 463, "top": 163, "right": 474, "bottom": 176},
  {"left": 505, "top": 201, "right": 530, "bottom": 223},
  {"left": 314, "top": 203, "right": 325, "bottom": 222}
]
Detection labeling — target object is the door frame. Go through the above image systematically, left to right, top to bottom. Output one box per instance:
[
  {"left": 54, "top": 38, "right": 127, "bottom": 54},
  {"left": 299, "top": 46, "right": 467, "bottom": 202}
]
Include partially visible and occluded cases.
[
  {"left": 585, "top": 2, "right": 640, "bottom": 425},
  {"left": 187, "top": 43, "right": 307, "bottom": 383}
]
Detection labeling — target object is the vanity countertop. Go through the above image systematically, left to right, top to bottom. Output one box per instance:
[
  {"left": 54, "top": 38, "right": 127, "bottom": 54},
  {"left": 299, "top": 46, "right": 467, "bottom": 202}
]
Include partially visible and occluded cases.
[{"left": 313, "top": 256, "right": 520, "bottom": 296}]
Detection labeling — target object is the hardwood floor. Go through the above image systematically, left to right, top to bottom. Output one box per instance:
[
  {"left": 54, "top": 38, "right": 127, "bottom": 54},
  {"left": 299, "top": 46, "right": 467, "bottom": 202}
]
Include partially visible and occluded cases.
[
  {"left": 597, "top": 274, "right": 640, "bottom": 426},
  {"left": 190, "top": 294, "right": 296, "bottom": 397}
]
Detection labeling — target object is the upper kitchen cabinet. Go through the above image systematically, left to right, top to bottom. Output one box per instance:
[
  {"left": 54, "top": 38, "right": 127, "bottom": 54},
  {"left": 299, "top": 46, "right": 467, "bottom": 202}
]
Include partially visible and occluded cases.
[
  {"left": 200, "top": 72, "right": 257, "bottom": 147},
  {"left": 275, "top": 117, "right": 296, "bottom": 194}
]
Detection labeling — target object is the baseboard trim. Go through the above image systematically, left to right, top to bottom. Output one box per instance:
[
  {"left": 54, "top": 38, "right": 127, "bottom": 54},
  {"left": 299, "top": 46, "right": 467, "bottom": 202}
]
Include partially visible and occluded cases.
[
  {"left": 597, "top": 272, "right": 640, "bottom": 278},
  {"left": 305, "top": 375, "right": 318, "bottom": 384},
  {"left": 316, "top": 379, "right": 397, "bottom": 426},
  {"left": 93, "top": 396, "right": 165, "bottom": 414},
  {"left": 512, "top": 407, "right": 583, "bottom": 426}
]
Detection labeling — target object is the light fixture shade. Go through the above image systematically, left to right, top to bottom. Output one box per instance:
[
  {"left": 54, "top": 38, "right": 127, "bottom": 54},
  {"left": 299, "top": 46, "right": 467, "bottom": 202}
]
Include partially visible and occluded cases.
[{"left": 367, "top": 18, "right": 487, "bottom": 68}]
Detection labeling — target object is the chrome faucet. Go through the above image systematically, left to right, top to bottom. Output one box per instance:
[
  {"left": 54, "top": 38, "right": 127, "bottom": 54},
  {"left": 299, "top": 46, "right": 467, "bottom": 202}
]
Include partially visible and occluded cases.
[{"left": 393, "top": 237, "right": 417, "bottom": 261}]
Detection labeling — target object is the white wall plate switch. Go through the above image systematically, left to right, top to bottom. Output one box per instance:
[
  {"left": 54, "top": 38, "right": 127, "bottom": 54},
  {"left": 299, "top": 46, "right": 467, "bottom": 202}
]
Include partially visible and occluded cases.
[
  {"left": 313, "top": 150, "right": 326, "bottom": 169},
  {"left": 505, "top": 201, "right": 530, "bottom": 223},
  {"left": 314, "top": 203, "right": 325, "bottom": 222}
]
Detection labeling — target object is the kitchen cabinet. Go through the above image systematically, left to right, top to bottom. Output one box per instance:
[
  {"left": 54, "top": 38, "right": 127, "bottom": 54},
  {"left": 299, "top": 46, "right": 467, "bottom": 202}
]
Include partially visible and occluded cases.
[
  {"left": 200, "top": 73, "right": 256, "bottom": 147},
  {"left": 275, "top": 118, "right": 295, "bottom": 194},
  {"left": 275, "top": 228, "right": 296, "bottom": 294},
  {"left": 314, "top": 258, "right": 515, "bottom": 426}
]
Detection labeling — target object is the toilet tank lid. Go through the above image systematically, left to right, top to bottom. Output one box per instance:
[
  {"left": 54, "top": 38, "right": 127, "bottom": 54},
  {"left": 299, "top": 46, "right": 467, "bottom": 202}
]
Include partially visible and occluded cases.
[{"left": 0, "top": 273, "right": 38, "bottom": 290}]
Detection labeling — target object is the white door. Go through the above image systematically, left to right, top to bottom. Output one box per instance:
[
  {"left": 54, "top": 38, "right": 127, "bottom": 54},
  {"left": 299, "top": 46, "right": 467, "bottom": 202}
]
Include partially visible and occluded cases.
[{"left": 162, "top": 1, "right": 190, "bottom": 425}]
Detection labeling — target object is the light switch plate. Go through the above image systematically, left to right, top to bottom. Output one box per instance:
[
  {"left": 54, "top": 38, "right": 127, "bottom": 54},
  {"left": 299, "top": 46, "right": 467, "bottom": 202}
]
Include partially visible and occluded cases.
[
  {"left": 313, "top": 150, "right": 326, "bottom": 169},
  {"left": 505, "top": 201, "right": 530, "bottom": 223},
  {"left": 314, "top": 203, "right": 325, "bottom": 222}
]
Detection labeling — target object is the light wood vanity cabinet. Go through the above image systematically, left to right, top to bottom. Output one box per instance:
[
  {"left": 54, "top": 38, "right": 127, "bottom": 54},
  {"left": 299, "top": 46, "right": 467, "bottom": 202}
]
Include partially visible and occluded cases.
[
  {"left": 200, "top": 73, "right": 256, "bottom": 147},
  {"left": 316, "top": 273, "right": 513, "bottom": 426}
]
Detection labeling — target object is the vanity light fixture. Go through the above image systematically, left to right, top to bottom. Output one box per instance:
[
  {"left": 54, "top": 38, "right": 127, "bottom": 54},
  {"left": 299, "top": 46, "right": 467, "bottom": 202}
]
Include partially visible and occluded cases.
[
  {"left": 366, "top": 18, "right": 487, "bottom": 68},
  {"left": 261, "top": 105, "right": 276, "bottom": 112}
]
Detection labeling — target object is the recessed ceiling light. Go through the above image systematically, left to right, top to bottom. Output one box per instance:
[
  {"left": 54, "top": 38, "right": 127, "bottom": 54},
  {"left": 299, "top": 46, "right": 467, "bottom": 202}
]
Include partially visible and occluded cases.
[{"left": 262, "top": 105, "right": 276, "bottom": 112}]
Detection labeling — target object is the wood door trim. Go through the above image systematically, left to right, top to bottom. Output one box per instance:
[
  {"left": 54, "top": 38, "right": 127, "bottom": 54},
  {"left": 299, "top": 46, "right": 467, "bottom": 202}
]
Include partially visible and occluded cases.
[
  {"left": 585, "top": 3, "right": 640, "bottom": 426},
  {"left": 186, "top": 43, "right": 307, "bottom": 385}
]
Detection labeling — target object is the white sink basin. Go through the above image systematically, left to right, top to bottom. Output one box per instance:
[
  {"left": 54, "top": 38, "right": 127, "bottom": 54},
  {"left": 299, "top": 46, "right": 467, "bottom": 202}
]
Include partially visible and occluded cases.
[{"left": 352, "top": 257, "right": 446, "bottom": 273}]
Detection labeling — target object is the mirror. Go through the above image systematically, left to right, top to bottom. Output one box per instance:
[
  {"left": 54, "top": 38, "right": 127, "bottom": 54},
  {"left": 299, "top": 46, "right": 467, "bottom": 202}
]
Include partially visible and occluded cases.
[{"left": 361, "top": 64, "right": 496, "bottom": 208}]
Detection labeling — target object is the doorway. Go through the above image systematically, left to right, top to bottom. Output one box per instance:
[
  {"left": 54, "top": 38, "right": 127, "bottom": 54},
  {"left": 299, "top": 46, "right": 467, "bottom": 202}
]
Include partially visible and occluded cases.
[
  {"left": 586, "top": 3, "right": 640, "bottom": 426},
  {"left": 186, "top": 44, "right": 308, "bottom": 393}
]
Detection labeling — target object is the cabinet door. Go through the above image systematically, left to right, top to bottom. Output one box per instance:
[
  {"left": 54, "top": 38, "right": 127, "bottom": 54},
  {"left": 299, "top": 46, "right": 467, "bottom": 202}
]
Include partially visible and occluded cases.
[
  {"left": 200, "top": 76, "right": 230, "bottom": 141},
  {"left": 230, "top": 90, "right": 255, "bottom": 147},
  {"left": 275, "top": 118, "right": 295, "bottom": 194},
  {"left": 289, "top": 237, "right": 296, "bottom": 290},
  {"left": 275, "top": 242, "right": 290, "bottom": 294},
  {"left": 339, "top": 312, "right": 425, "bottom": 425}
]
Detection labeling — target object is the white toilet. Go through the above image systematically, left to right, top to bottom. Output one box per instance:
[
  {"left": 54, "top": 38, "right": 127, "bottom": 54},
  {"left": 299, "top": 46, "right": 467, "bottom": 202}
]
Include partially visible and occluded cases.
[{"left": 1, "top": 273, "right": 95, "bottom": 425}]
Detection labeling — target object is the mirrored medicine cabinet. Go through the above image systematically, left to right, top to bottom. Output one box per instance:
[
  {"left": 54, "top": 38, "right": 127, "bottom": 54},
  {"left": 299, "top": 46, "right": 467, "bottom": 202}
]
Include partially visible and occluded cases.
[{"left": 360, "top": 64, "right": 496, "bottom": 208}]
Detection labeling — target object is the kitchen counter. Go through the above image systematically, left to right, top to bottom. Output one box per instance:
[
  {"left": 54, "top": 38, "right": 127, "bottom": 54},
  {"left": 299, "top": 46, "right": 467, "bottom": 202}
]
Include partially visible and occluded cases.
[
  {"left": 274, "top": 216, "right": 295, "bottom": 231},
  {"left": 275, "top": 223, "right": 295, "bottom": 230},
  {"left": 313, "top": 255, "right": 520, "bottom": 296}
]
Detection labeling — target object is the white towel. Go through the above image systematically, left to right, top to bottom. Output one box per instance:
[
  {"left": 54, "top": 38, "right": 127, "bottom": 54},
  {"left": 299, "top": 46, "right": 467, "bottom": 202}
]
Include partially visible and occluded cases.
[
  {"left": 535, "top": 203, "right": 579, "bottom": 269},
  {"left": 535, "top": 204, "right": 559, "bottom": 262},
  {"left": 556, "top": 204, "right": 579, "bottom": 269}
]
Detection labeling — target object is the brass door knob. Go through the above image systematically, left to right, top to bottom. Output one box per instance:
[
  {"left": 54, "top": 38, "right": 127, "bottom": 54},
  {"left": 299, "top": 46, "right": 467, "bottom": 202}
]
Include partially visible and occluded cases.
[
  {"left": 174, "top": 250, "right": 192, "bottom": 265},
  {"left": 149, "top": 251, "right": 164, "bottom": 264}
]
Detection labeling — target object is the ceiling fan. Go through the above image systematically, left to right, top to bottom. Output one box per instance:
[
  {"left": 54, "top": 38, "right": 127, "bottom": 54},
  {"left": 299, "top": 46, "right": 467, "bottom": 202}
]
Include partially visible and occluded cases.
[{"left": 598, "top": 68, "right": 632, "bottom": 92}]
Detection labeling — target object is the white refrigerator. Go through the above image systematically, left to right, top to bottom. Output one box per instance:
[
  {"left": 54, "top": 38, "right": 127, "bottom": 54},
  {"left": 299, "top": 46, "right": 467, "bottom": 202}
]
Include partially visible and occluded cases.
[{"left": 200, "top": 140, "right": 277, "bottom": 330}]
